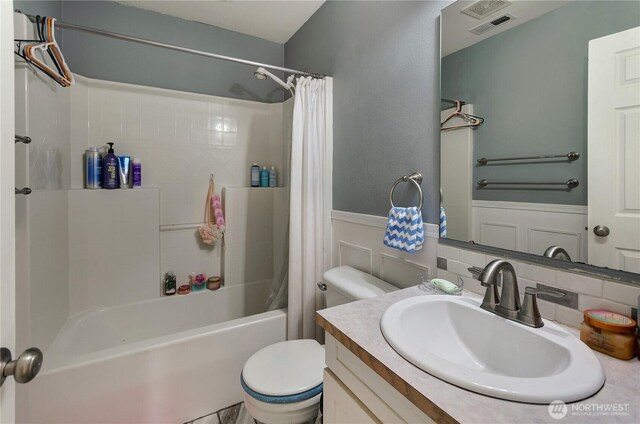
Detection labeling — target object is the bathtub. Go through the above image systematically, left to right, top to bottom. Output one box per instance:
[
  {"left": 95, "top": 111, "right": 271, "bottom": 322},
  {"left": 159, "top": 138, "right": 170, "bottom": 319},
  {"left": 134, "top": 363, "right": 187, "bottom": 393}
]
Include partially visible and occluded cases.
[{"left": 18, "top": 280, "right": 287, "bottom": 423}]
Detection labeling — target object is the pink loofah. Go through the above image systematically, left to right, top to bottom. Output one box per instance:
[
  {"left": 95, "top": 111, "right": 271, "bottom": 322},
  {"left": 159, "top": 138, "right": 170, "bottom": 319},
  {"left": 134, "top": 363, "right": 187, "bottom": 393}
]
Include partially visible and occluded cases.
[{"left": 199, "top": 176, "right": 225, "bottom": 246}]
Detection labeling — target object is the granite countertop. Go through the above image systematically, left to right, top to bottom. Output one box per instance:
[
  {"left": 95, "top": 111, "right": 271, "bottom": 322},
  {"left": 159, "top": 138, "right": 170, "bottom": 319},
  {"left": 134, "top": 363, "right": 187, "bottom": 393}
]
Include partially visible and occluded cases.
[{"left": 316, "top": 286, "right": 640, "bottom": 424}]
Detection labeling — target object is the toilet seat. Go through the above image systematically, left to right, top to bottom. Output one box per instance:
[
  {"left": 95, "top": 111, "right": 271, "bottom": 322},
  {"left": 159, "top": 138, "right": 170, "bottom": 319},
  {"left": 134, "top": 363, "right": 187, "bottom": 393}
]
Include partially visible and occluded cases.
[
  {"left": 242, "top": 339, "right": 325, "bottom": 398},
  {"left": 241, "top": 340, "right": 325, "bottom": 424},
  {"left": 241, "top": 375, "right": 322, "bottom": 404}
]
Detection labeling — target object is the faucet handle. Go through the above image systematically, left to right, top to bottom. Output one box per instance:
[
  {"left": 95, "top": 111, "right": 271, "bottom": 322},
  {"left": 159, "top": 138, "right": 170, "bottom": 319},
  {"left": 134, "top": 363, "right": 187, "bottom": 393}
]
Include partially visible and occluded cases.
[
  {"left": 468, "top": 266, "right": 483, "bottom": 280},
  {"left": 524, "top": 286, "right": 566, "bottom": 298},
  {"left": 519, "top": 287, "right": 566, "bottom": 328}
]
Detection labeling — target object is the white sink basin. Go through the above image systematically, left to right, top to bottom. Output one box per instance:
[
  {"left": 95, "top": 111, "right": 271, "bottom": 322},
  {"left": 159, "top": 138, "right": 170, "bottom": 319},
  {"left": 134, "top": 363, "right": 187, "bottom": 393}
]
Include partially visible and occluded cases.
[{"left": 380, "top": 295, "right": 605, "bottom": 403}]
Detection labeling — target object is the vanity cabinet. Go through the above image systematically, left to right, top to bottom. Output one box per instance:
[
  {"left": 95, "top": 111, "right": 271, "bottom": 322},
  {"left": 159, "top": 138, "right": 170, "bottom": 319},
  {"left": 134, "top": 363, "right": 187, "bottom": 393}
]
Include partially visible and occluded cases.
[{"left": 323, "top": 334, "right": 436, "bottom": 424}]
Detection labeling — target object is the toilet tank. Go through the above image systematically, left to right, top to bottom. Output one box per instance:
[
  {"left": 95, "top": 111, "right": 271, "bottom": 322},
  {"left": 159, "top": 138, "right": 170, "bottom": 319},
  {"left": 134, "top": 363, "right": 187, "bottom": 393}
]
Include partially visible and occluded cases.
[{"left": 323, "top": 266, "right": 398, "bottom": 308}]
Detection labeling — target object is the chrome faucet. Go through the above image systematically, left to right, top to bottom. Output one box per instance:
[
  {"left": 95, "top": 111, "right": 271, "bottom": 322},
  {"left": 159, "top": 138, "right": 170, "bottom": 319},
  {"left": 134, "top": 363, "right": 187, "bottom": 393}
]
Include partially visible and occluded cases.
[
  {"left": 543, "top": 246, "right": 572, "bottom": 261},
  {"left": 477, "top": 259, "right": 565, "bottom": 328}
]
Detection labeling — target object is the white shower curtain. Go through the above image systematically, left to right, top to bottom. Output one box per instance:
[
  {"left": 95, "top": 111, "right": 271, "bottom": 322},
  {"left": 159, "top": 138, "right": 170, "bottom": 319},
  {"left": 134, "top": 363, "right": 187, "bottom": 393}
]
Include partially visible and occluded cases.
[{"left": 288, "top": 77, "right": 326, "bottom": 340}]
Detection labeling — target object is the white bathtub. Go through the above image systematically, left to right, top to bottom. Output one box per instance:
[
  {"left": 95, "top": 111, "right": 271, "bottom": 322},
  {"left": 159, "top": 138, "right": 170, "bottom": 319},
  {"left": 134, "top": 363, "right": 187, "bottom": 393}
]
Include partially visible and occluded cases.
[{"left": 18, "top": 280, "right": 287, "bottom": 423}]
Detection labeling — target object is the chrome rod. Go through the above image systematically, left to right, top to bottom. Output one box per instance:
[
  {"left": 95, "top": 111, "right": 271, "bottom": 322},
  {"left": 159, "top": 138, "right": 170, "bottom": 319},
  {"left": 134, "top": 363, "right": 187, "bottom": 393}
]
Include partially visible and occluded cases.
[
  {"left": 21, "top": 13, "right": 325, "bottom": 78},
  {"left": 15, "top": 134, "right": 31, "bottom": 144},
  {"left": 477, "top": 152, "right": 579, "bottom": 165},
  {"left": 478, "top": 179, "right": 579, "bottom": 189},
  {"left": 15, "top": 187, "right": 32, "bottom": 195}
]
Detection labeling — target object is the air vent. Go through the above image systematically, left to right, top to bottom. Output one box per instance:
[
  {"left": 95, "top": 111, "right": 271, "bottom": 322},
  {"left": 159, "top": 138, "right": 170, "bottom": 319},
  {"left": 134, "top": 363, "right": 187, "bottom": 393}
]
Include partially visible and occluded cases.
[
  {"left": 461, "top": 0, "right": 512, "bottom": 20},
  {"left": 469, "top": 13, "right": 516, "bottom": 35}
]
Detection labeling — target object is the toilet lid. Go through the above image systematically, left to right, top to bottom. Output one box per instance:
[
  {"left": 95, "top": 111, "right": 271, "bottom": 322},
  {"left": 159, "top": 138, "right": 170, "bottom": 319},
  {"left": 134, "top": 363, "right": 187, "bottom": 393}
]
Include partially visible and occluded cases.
[{"left": 242, "top": 340, "right": 325, "bottom": 396}]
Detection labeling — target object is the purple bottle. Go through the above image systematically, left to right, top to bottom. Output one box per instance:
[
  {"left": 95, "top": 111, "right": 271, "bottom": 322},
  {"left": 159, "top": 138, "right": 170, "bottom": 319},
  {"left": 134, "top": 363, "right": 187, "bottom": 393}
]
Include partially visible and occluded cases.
[
  {"left": 102, "top": 142, "right": 119, "bottom": 189},
  {"left": 132, "top": 158, "right": 142, "bottom": 188}
]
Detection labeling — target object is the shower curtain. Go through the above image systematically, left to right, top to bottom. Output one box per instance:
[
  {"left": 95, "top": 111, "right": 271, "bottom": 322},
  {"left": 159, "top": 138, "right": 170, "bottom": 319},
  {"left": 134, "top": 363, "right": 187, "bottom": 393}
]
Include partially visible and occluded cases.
[{"left": 287, "top": 76, "right": 326, "bottom": 340}]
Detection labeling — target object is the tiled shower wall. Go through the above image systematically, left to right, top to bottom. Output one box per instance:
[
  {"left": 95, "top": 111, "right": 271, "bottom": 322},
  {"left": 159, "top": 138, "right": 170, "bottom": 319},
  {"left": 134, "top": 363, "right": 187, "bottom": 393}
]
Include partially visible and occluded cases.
[
  {"left": 14, "top": 12, "right": 72, "bottom": 353},
  {"left": 16, "top": 63, "right": 289, "bottom": 350},
  {"left": 15, "top": 67, "right": 71, "bottom": 353},
  {"left": 70, "top": 76, "right": 288, "bottom": 286},
  {"left": 437, "top": 244, "right": 640, "bottom": 328}
]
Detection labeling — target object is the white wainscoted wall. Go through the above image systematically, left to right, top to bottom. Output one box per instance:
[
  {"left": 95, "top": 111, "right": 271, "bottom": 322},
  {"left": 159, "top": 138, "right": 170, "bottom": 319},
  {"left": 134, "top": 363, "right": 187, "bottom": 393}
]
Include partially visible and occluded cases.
[
  {"left": 471, "top": 200, "right": 588, "bottom": 262},
  {"left": 329, "top": 207, "right": 638, "bottom": 331},
  {"left": 330, "top": 211, "right": 439, "bottom": 293},
  {"left": 437, "top": 243, "right": 640, "bottom": 329}
]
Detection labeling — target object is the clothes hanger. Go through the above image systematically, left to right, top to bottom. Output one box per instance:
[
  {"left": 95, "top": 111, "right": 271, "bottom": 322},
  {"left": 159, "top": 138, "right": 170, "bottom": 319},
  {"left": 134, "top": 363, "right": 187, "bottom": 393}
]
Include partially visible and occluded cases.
[
  {"left": 16, "top": 16, "right": 74, "bottom": 87},
  {"left": 45, "top": 16, "right": 74, "bottom": 84},
  {"left": 441, "top": 100, "right": 484, "bottom": 131}
]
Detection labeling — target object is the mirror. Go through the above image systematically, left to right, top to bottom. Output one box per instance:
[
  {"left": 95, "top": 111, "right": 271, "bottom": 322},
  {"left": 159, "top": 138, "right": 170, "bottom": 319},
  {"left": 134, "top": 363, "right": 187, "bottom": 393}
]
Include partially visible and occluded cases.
[{"left": 440, "top": 1, "right": 640, "bottom": 277}]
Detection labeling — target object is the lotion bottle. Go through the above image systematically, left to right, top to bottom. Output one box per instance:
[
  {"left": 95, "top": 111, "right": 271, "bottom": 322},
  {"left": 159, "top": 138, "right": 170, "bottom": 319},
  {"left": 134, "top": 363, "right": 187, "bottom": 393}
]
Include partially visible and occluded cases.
[
  {"left": 102, "top": 142, "right": 119, "bottom": 189},
  {"left": 260, "top": 166, "right": 269, "bottom": 187}
]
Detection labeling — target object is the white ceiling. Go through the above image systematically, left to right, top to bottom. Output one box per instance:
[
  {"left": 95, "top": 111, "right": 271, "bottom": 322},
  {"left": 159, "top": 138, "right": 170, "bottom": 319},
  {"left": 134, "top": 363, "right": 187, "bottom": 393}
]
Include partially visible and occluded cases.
[
  {"left": 117, "top": 0, "right": 325, "bottom": 43},
  {"left": 442, "top": 0, "right": 572, "bottom": 56}
]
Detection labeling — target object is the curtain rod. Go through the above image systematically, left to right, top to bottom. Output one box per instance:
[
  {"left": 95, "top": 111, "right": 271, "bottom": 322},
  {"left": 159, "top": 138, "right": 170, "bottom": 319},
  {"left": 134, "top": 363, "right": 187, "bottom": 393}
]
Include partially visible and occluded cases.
[{"left": 21, "top": 12, "right": 325, "bottom": 79}]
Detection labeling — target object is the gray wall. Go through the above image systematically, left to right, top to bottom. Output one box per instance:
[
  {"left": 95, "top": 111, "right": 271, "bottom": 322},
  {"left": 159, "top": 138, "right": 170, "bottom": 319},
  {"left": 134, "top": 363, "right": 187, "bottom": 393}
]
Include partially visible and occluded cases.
[
  {"left": 14, "top": 1, "right": 287, "bottom": 102},
  {"left": 286, "top": 1, "right": 450, "bottom": 224},
  {"left": 442, "top": 1, "right": 640, "bottom": 205}
]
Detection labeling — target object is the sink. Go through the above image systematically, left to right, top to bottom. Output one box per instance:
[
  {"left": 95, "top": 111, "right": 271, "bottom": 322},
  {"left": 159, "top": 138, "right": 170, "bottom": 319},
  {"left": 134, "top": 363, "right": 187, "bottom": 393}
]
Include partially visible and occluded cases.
[{"left": 380, "top": 295, "right": 605, "bottom": 403}]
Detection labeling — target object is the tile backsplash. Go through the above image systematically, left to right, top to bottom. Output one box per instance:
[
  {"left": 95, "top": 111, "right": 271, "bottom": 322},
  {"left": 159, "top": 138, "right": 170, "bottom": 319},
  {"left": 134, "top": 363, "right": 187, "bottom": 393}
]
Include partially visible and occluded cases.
[{"left": 437, "top": 244, "right": 640, "bottom": 328}]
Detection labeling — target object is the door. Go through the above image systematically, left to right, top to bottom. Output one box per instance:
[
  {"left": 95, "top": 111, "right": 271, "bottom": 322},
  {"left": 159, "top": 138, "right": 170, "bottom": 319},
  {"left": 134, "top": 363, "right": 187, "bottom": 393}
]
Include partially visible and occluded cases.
[
  {"left": 1, "top": 1, "right": 17, "bottom": 421},
  {"left": 588, "top": 26, "right": 640, "bottom": 272},
  {"left": 440, "top": 105, "right": 474, "bottom": 242}
]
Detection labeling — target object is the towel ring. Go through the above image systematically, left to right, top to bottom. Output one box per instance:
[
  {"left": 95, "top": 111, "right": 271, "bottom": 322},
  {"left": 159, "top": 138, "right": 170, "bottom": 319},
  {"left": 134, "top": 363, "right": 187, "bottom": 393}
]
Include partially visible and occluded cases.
[{"left": 389, "top": 172, "right": 424, "bottom": 209}]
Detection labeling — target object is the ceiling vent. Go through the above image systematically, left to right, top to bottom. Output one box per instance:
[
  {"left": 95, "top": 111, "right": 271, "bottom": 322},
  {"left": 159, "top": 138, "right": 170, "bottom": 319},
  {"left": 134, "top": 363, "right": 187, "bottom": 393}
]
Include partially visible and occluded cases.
[
  {"left": 461, "top": 0, "right": 512, "bottom": 20},
  {"left": 469, "top": 13, "right": 516, "bottom": 35}
]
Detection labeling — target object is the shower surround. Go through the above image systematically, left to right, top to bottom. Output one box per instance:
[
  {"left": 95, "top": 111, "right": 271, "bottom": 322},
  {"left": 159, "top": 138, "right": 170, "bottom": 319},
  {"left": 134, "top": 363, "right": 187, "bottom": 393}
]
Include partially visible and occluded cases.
[{"left": 15, "top": 68, "right": 291, "bottom": 422}]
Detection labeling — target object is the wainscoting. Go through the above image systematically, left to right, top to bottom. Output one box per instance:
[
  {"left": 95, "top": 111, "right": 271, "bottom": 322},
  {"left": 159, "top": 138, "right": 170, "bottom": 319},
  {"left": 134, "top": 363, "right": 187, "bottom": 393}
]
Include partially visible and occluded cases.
[
  {"left": 471, "top": 200, "right": 588, "bottom": 262},
  {"left": 331, "top": 210, "right": 439, "bottom": 289}
]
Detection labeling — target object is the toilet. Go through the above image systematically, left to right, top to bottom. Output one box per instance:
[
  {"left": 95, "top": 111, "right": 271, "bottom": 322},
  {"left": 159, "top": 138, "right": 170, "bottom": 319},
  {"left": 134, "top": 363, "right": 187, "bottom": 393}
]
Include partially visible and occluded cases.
[{"left": 241, "top": 266, "right": 398, "bottom": 424}]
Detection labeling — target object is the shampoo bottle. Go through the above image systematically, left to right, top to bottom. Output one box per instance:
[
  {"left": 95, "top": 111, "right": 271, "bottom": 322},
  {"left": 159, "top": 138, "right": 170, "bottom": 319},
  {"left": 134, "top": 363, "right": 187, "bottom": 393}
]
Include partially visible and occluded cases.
[
  {"left": 102, "top": 142, "right": 119, "bottom": 189},
  {"left": 84, "top": 147, "right": 102, "bottom": 189},
  {"left": 132, "top": 158, "right": 142, "bottom": 188},
  {"left": 250, "top": 163, "right": 260, "bottom": 187},
  {"left": 260, "top": 166, "right": 269, "bottom": 187},
  {"left": 269, "top": 166, "right": 277, "bottom": 187}
]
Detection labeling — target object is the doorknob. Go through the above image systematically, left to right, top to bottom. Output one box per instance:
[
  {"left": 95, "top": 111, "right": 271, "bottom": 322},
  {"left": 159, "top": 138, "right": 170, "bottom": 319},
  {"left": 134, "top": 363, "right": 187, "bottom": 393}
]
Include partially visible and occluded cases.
[
  {"left": 593, "top": 225, "right": 610, "bottom": 237},
  {"left": 0, "top": 347, "right": 43, "bottom": 387}
]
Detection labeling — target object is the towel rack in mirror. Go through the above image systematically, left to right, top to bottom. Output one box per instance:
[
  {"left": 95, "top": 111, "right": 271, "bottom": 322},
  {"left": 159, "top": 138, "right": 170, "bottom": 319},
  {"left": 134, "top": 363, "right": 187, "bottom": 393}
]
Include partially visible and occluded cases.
[
  {"left": 477, "top": 152, "right": 579, "bottom": 165},
  {"left": 390, "top": 172, "right": 424, "bottom": 209},
  {"left": 477, "top": 179, "right": 579, "bottom": 189}
]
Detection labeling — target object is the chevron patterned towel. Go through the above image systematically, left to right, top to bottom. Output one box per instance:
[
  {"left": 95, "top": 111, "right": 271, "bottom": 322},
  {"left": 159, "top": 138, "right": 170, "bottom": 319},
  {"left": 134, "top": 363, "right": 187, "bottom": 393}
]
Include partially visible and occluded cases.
[
  {"left": 439, "top": 206, "right": 447, "bottom": 239},
  {"left": 383, "top": 207, "right": 424, "bottom": 253}
]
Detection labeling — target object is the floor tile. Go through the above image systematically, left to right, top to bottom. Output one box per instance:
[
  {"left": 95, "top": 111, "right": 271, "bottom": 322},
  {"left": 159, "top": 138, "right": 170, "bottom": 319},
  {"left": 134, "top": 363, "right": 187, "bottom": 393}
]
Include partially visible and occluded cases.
[
  {"left": 218, "top": 403, "right": 242, "bottom": 424},
  {"left": 192, "top": 412, "right": 220, "bottom": 424}
]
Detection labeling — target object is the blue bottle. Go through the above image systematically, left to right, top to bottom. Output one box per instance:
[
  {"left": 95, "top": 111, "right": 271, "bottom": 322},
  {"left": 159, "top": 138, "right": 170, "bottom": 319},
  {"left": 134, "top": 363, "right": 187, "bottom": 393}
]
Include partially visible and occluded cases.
[
  {"left": 102, "top": 142, "right": 119, "bottom": 189},
  {"left": 260, "top": 166, "right": 269, "bottom": 187}
]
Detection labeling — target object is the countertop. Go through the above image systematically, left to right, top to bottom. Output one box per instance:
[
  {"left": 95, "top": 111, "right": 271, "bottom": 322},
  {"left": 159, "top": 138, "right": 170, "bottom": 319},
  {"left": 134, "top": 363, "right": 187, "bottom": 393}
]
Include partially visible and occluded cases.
[{"left": 316, "top": 286, "right": 640, "bottom": 424}]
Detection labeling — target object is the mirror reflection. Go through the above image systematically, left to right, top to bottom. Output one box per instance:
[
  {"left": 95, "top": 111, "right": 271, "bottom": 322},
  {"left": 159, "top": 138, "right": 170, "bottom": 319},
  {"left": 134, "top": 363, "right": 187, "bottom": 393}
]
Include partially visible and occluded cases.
[{"left": 440, "top": 0, "right": 640, "bottom": 274}]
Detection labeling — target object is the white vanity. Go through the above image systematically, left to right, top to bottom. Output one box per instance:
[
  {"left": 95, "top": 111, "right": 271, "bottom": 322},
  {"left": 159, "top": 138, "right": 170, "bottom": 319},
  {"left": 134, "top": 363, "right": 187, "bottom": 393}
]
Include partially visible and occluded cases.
[{"left": 318, "top": 287, "right": 640, "bottom": 424}]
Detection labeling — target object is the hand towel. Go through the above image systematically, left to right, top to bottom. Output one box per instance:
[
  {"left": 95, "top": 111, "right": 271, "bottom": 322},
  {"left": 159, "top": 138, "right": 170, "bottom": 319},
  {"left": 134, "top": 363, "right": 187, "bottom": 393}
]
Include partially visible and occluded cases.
[
  {"left": 439, "top": 206, "right": 447, "bottom": 238},
  {"left": 383, "top": 207, "right": 424, "bottom": 253}
]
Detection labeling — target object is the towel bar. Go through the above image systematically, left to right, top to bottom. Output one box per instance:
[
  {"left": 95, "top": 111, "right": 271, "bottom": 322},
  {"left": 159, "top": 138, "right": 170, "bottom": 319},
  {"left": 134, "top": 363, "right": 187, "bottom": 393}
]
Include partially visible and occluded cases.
[
  {"left": 477, "top": 152, "right": 579, "bottom": 165},
  {"left": 389, "top": 172, "right": 424, "bottom": 209},
  {"left": 477, "top": 179, "right": 579, "bottom": 189}
]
